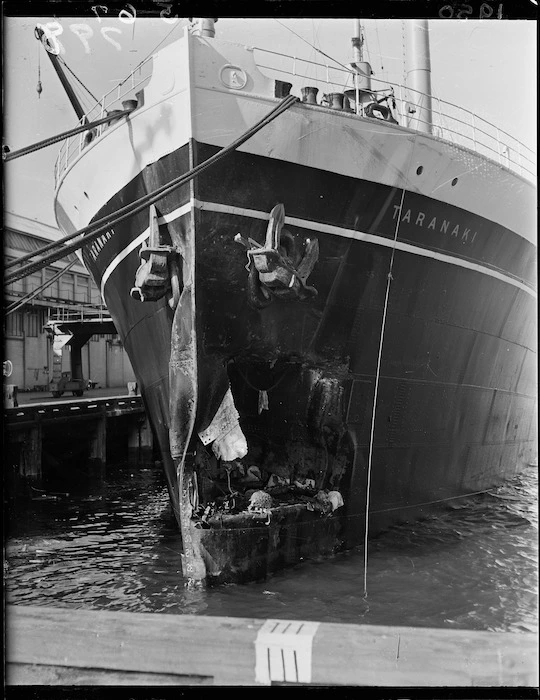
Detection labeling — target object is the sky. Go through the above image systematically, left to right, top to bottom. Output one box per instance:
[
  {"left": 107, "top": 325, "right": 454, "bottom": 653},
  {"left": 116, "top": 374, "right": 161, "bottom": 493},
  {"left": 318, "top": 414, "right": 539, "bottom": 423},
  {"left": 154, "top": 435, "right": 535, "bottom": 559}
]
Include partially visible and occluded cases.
[{"left": 3, "top": 17, "right": 537, "bottom": 228}]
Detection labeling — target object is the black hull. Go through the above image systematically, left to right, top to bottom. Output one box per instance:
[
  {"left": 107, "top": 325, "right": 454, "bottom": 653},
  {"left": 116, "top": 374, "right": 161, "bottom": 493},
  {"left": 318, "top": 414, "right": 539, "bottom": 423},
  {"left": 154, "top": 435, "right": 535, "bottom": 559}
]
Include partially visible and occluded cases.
[{"left": 79, "top": 140, "right": 537, "bottom": 583}]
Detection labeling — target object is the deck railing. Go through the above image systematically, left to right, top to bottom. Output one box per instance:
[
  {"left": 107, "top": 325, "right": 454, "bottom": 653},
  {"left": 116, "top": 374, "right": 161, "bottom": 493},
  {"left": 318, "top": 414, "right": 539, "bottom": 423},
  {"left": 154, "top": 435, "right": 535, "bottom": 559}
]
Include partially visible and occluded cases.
[
  {"left": 54, "top": 43, "right": 536, "bottom": 185},
  {"left": 54, "top": 57, "right": 154, "bottom": 186}
]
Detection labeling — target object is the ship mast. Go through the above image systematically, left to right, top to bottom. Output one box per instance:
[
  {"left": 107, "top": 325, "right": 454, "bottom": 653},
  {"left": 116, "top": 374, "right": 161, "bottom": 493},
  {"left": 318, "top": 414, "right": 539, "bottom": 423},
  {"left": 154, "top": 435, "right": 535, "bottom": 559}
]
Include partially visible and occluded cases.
[
  {"left": 350, "top": 19, "right": 372, "bottom": 115},
  {"left": 352, "top": 19, "right": 363, "bottom": 62},
  {"left": 404, "top": 20, "right": 433, "bottom": 134}
]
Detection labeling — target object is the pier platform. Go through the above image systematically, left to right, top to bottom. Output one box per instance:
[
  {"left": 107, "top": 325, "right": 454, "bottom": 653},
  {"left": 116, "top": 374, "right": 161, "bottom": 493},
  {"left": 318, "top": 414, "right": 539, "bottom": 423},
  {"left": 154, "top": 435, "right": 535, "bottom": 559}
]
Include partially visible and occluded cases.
[
  {"left": 11, "top": 385, "right": 132, "bottom": 407},
  {"left": 4, "top": 387, "right": 154, "bottom": 488},
  {"left": 5, "top": 390, "right": 144, "bottom": 427},
  {"left": 5, "top": 605, "right": 537, "bottom": 687}
]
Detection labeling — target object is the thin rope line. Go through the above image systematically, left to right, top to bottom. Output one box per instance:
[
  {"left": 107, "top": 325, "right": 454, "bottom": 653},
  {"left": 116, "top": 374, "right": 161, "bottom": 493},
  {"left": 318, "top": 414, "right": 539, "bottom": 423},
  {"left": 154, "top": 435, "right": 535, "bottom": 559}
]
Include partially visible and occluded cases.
[
  {"left": 274, "top": 19, "right": 352, "bottom": 73},
  {"left": 116, "top": 21, "right": 183, "bottom": 90},
  {"left": 374, "top": 21, "right": 387, "bottom": 83},
  {"left": 58, "top": 56, "right": 99, "bottom": 103},
  {"left": 362, "top": 187, "right": 406, "bottom": 598},
  {"left": 235, "top": 365, "right": 293, "bottom": 393},
  {"left": 188, "top": 486, "right": 498, "bottom": 534},
  {"left": 370, "top": 487, "right": 496, "bottom": 514}
]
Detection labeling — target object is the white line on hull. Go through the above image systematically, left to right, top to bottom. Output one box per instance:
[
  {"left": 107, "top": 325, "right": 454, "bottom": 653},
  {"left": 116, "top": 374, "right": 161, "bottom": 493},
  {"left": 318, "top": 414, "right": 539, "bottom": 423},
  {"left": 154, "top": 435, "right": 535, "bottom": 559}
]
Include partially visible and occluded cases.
[{"left": 100, "top": 201, "right": 192, "bottom": 297}]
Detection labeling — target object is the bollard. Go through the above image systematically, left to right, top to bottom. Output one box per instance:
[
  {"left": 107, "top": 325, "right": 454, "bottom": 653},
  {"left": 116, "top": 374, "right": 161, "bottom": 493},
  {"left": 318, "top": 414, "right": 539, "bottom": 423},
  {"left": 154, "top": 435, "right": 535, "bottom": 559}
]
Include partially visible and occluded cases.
[
  {"left": 274, "top": 80, "right": 292, "bottom": 98},
  {"left": 301, "top": 86, "right": 319, "bottom": 105},
  {"left": 327, "top": 92, "right": 345, "bottom": 110},
  {"left": 4, "top": 384, "right": 18, "bottom": 408}
]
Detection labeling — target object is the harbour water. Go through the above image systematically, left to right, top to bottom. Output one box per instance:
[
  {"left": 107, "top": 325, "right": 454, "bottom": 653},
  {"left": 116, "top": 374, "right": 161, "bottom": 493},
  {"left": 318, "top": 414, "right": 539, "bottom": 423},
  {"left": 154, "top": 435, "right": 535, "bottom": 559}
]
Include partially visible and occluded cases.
[{"left": 5, "top": 461, "right": 538, "bottom": 634}]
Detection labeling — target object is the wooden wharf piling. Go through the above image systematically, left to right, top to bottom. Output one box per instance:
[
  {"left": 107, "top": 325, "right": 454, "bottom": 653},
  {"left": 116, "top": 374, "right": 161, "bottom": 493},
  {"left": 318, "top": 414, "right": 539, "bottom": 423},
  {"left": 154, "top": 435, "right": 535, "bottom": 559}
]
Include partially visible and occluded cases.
[
  {"left": 4, "top": 394, "right": 152, "bottom": 487},
  {"left": 5, "top": 605, "right": 538, "bottom": 687}
]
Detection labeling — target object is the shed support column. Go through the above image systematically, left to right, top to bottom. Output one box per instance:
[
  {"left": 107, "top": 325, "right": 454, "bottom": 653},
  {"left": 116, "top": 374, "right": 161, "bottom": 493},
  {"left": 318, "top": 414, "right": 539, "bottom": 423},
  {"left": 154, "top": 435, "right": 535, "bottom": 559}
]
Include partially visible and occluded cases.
[
  {"left": 68, "top": 333, "right": 93, "bottom": 382},
  {"left": 89, "top": 414, "right": 107, "bottom": 468},
  {"left": 128, "top": 416, "right": 154, "bottom": 465}
]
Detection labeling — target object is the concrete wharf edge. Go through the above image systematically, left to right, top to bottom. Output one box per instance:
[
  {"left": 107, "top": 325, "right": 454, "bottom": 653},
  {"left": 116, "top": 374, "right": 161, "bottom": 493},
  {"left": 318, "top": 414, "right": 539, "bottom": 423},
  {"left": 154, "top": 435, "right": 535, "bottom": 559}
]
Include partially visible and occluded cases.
[
  {"left": 5, "top": 388, "right": 144, "bottom": 424},
  {"left": 5, "top": 605, "right": 538, "bottom": 686}
]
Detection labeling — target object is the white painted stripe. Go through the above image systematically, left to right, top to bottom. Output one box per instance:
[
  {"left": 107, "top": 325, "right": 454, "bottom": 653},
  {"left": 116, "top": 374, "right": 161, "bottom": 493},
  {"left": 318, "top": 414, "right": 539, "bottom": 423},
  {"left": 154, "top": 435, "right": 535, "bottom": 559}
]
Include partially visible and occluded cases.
[
  {"left": 99, "top": 198, "right": 536, "bottom": 300},
  {"left": 195, "top": 199, "right": 536, "bottom": 299},
  {"left": 99, "top": 202, "right": 192, "bottom": 297},
  {"left": 100, "top": 229, "right": 149, "bottom": 298},
  {"left": 255, "top": 619, "right": 320, "bottom": 685}
]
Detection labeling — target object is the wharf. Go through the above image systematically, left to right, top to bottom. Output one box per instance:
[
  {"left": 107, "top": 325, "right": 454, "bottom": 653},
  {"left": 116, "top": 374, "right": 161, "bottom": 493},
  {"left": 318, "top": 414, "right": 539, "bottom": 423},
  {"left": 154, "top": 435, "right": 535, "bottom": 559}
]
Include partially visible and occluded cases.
[
  {"left": 9, "top": 385, "right": 133, "bottom": 407},
  {"left": 4, "top": 387, "right": 153, "bottom": 487},
  {"left": 5, "top": 388, "right": 144, "bottom": 428},
  {"left": 5, "top": 605, "right": 537, "bottom": 687}
]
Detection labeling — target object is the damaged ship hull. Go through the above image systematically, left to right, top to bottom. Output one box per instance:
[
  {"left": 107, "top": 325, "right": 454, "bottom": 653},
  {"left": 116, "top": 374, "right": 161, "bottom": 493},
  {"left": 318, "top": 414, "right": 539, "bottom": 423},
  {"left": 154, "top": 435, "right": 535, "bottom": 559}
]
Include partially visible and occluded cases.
[{"left": 53, "top": 27, "right": 537, "bottom": 584}]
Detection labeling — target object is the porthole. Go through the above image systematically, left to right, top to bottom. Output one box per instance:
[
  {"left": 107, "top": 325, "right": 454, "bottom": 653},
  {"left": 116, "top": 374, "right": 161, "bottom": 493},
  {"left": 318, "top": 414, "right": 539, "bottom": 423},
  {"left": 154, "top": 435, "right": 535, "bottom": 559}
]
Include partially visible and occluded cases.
[
  {"left": 416, "top": 166, "right": 424, "bottom": 175},
  {"left": 451, "top": 177, "right": 458, "bottom": 186}
]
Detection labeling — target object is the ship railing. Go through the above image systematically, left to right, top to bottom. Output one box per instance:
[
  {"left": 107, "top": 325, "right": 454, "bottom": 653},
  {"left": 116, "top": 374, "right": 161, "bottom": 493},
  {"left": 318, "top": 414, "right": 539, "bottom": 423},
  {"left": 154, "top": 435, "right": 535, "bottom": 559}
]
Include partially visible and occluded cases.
[
  {"left": 53, "top": 46, "right": 536, "bottom": 185},
  {"left": 253, "top": 47, "right": 536, "bottom": 180},
  {"left": 54, "top": 57, "right": 154, "bottom": 186}
]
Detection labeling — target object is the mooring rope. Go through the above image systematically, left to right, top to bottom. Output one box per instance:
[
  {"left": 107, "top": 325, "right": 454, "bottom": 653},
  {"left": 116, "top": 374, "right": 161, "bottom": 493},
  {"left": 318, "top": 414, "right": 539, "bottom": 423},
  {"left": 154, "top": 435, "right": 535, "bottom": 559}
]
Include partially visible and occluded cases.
[
  {"left": 4, "top": 94, "right": 299, "bottom": 285},
  {"left": 2, "top": 109, "right": 133, "bottom": 163},
  {"left": 362, "top": 187, "right": 406, "bottom": 598},
  {"left": 5, "top": 259, "right": 78, "bottom": 315}
]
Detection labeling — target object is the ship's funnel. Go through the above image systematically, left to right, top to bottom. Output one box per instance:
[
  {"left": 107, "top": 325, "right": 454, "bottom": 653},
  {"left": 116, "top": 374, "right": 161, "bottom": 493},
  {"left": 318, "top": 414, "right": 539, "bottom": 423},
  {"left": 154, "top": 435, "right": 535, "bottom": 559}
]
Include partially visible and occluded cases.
[{"left": 404, "top": 20, "right": 433, "bottom": 134}]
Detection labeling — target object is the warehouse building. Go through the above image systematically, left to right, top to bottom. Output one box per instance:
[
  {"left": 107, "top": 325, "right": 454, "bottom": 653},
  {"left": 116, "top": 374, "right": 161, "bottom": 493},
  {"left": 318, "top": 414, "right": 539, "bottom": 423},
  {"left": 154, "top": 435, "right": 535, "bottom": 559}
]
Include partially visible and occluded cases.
[{"left": 4, "top": 211, "right": 135, "bottom": 392}]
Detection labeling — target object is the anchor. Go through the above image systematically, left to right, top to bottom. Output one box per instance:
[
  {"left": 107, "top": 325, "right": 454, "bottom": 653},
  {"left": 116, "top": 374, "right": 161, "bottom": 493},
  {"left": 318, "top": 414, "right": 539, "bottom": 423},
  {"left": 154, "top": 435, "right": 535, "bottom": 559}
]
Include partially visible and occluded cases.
[
  {"left": 235, "top": 203, "right": 319, "bottom": 307},
  {"left": 130, "top": 204, "right": 180, "bottom": 307}
]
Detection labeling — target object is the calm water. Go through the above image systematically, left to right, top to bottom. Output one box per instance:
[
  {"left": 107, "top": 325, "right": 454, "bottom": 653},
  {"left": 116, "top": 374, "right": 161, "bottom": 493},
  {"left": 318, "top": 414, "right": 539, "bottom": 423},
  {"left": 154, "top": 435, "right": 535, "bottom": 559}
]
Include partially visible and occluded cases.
[{"left": 5, "top": 463, "right": 538, "bottom": 633}]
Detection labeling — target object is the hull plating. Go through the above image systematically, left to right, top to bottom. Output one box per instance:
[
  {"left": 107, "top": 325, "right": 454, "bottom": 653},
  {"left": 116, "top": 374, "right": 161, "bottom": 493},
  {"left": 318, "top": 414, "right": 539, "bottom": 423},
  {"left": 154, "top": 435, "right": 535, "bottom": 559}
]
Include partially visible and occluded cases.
[{"left": 65, "top": 136, "right": 537, "bottom": 581}]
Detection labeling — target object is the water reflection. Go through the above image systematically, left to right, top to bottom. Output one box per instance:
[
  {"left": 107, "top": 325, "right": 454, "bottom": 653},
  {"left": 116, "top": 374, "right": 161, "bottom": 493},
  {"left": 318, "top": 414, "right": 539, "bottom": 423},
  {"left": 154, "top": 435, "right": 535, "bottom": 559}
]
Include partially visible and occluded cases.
[{"left": 5, "top": 464, "right": 538, "bottom": 633}]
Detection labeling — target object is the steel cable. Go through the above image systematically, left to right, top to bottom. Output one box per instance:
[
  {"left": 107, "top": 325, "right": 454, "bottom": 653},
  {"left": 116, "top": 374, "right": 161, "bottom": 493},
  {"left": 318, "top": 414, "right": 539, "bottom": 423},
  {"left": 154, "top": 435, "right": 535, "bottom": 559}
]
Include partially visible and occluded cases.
[
  {"left": 4, "top": 94, "right": 299, "bottom": 286},
  {"left": 3, "top": 109, "right": 133, "bottom": 163},
  {"left": 5, "top": 259, "right": 78, "bottom": 315}
]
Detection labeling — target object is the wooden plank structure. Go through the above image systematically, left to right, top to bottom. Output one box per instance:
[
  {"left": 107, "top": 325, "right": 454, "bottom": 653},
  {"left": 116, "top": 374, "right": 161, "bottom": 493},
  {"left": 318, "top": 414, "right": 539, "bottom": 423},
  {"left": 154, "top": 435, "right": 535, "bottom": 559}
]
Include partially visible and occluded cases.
[{"left": 5, "top": 605, "right": 538, "bottom": 686}]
